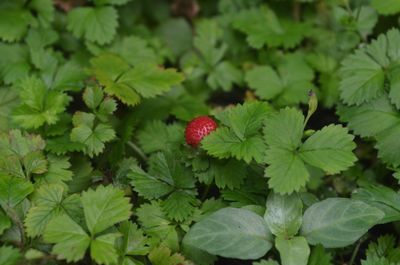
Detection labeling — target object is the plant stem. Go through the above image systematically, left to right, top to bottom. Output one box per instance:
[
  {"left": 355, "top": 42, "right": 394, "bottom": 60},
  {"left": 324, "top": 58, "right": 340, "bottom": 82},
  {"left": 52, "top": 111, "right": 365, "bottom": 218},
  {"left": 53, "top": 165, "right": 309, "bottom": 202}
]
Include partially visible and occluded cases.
[
  {"left": 127, "top": 141, "right": 148, "bottom": 161},
  {"left": 349, "top": 239, "right": 363, "bottom": 265}
]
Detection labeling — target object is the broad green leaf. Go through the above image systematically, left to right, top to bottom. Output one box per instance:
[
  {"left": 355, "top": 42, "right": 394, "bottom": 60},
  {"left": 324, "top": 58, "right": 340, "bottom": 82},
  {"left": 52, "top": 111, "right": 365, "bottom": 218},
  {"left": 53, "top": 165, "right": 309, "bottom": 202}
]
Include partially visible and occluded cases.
[
  {"left": 67, "top": 6, "right": 118, "bottom": 45},
  {"left": 0, "top": 88, "right": 18, "bottom": 131},
  {"left": 299, "top": 125, "right": 356, "bottom": 174},
  {"left": 0, "top": 175, "right": 34, "bottom": 208},
  {"left": 353, "top": 184, "right": 400, "bottom": 224},
  {"left": 81, "top": 185, "right": 131, "bottom": 235},
  {"left": 264, "top": 192, "right": 303, "bottom": 237},
  {"left": 301, "top": 198, "right": 384, "bottom": 248},
  {"left": 185, "top": 207, "right": 273, "bottom": 259},
  {"left": 43, "top": 214, "right": 91, "bottom": 262},
  {"left": 116, "top": 221, "right": 149, "bottom": 256},
  {"left": 91, "top": 233, "right": 121, "bottom": 265},
  {"left": 275, "top": 236, "right": 310, "bottom": 265},
  {"left": 0, "top": 246, "right": 21, "bottom": 265}
]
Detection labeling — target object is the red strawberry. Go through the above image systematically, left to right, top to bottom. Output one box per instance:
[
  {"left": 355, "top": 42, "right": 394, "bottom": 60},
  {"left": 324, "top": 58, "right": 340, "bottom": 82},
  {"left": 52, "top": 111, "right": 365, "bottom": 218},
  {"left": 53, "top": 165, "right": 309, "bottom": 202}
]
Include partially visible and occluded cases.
[{"left": 185, "top": 116, "right": 218, "bottom": 147}]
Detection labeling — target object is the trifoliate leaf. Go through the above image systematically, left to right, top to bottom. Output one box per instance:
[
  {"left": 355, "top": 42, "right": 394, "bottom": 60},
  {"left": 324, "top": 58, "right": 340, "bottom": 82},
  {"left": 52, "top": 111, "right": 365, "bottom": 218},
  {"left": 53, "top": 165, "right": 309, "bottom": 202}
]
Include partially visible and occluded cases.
[
  {"left": 29, "top": 0, "right": 54, "bottom": 27},
  {"left": 371, "top": 0, "right": 400, "bottom": 15},
  {"left": 67, "top": 6, "right": 118, "bottom": 45},
  {"left": 233, "top": 7, "right": 308, "bottom": 49},
  {"left": 0, "top": 8, "right": 33, "bottom": 42},
  {"left": 340, "top": 29, "right": 400, "bottom": 107},
  {"left": 0, "top": 43, "right": 30, "bottom": 84},
  {"left": 91, "top": 53, "right": 183, "bottom": 106},
  {"left": 245, "top": 55, "right": 314, "bottom": 105},
  {"left": 50, "top": 61, "right": 87, "bottom": 92},
  {"left": 207, "top": 61, "right": 243, "bottom": 91},
  {"left": 12, "top": 76, "right": 71, "bottom": 129},
  {"left": 202, "top": 102, "right": 270, "bottom": 163},
  {"left": 264, "top": 108, "right": 356, "bottom": 194},
  {"left": 70, "top": 112, "right": 116, "bottom": 157},
  {"left": 299, "top": 125, "right": 356, "bottom": 174},
  {"left": 38, "top": 155, "right": 73, "bottom": 185},
  {"left": 0, "top": 175, "right": 34, "bottom": 208},
  {"left": 81, "top": 185, "right": 132, "bottom": 235},
  {"left": 162, "top": 191, "right": 199, "bottom": 222},
  {"left": 43, "top": 214, "right": 91, "bottom": 262},
  {"left": 91, "top": 233, "right": 121, "bottom": 265},
  {"left": 0, "top": 245, "right": 22, "bottom": 265},
  {"left": 148, "top": 245, "right": 188, "bottom": 265}
]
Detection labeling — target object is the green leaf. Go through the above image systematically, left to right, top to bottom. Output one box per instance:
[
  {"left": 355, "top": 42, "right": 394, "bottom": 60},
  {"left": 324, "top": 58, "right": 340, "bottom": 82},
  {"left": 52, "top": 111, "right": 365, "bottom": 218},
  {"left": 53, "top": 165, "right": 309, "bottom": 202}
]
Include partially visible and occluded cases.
[
  {"left": 94, "top": 0, "right": 131, "bottom": 6},
  {"left": 371, "top": 0, "right": 400, "bottom": 15},
  {"left": 67, "top": 6, "right": 118, "bottom": 45},
  {"left": 233, "top": 7, "right": 308, "bottom": 49},
  {"left": 0, "top": 8, "right": 32, "bottom": 42},
  {"left": 340, "top": 29, "right": 400, "bottom": 106},
  {"left": 0, "top": 43, "right": 30, "bottom": 84},
  {"left": 91, "top": 53, "right": 183, "bottom": 106},
  {"left": 245, "top": 55, "right": 314, "bottom": 105},
  {"left": 207, "top": 61, "right": 243, "bottom": 91},
  {"left": 12, "top": 76, "right": 71, "bottom": 129},
  {"left": 0, "top": 87, "right": 18, "bottom": 132},
  {"left": 202, "top": 102, "right": 270, "bottom": 163},
  {"left": 70, "top": 112, "right": 116, "bottom": 157},
  {"left": 299, "top": 125, "right": 356, "bottom": 174},
  {"left": 0, "top": 175, "right": 34, "bottom": 208},
  {"left": 25, "top": 184, "right": 78, "bottom": 237},
  {"left": 353, "top": 184, "right": 400, "bottom": 224},
  {"left": 81, "top": 185, "right": 132, "bottom": 235},
  {"left": 162, "top": 191, "right": 199, "bottom": 222},
  {"left": 264, "top": 192, "right": 303, "bottom": 237},
  {"left": 301, "top": 198, "right": 384, "bottom": 248},
  {"left": 185, "top": 207, "right": 273, "bottom": 259},
  {"left": 0, "top": 210, "right": 11, "bottom": 236},
  {"left": 43, "top": 214, "right": 91, "bottom": 262},
  {"left": 116, "top": 221, "right": 149, "bottom": 256},
  {"left": 91, "top": 233, "right": 121, "bottom": 265},
  {"left": 275, "top": 236, "right": 310, "bottom": 265},
  {"left": 148, "top": 245, "right": 187, "bottom": 265},
  {"left": 308, "top": 245, "right": 333, "bottom": 265},
  {"left": 0, "top": 246, "right": 22, "bottom": 265},
  {"left": 253, "top": 260, "right": 279, "bottom": 265}
]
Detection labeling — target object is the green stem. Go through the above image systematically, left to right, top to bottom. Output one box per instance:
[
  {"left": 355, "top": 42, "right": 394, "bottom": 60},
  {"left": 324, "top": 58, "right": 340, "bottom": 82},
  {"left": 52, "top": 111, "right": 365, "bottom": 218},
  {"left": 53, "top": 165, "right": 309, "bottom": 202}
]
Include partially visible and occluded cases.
[
  {"left": 127, "top": 141, "right": 148, "bottom": 161},
  {"left": 349, "top": 239, "right": 363, "bottom": 265}
]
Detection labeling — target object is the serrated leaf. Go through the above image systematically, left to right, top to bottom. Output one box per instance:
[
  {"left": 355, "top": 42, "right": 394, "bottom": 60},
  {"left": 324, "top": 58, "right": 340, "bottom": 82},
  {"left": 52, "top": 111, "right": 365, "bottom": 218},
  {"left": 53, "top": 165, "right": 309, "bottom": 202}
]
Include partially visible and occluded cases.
[
  {"left": 371, "top": 0, "right": 400, "bottom": 15},
  {"left": 67, "top": 6, "right": 118, "bottom": 45},
  {"left": 233, "top": 7, "right": 308, "bottom": 49},
  {"left": 0, "top": 8, "right": 32, "bottom": 42},
  {"left": 12, "top": 76, "right": 71, "bottom": 129},
  {"left": 299, "top": 125, "right": 356, "bottom": 174},
  {"left": 0, "top": 175, "right": 34, "bottom": 208},
  {"left": 81, "top": 185, "right": 132, "bottom": 235},
  {"left": 162, "top": 191, "right": 199, "bottom": 222},
  {"left": 301, "top": 198, "right": 384, "bottom": 248},
  {"left": 185, "top": 207, "right": 272, "bottom": 259},
  {"left": 0, "top": 210, "right": 11, "bottom": 235},
  {"left": 43, "top": 214, "right": 91, "bottom": 262},
  {"left": 116, "top": 221, "right": 149, "bottom": 256},
  {"left": 91, "top": 233, "right": 121, "bottom": 265},
  {"left": 308, "top": 245, "right": 333, "bottom": 265},
  {"left": 0, "top": 246, "right": 22, "bottom": 265}
]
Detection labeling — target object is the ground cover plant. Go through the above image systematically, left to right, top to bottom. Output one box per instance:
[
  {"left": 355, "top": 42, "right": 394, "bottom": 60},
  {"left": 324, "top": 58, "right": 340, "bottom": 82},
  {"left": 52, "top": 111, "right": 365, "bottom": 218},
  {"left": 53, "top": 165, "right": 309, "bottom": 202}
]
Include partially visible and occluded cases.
[{"left": 2, "top": 0, "right": 400, "bottom": 264}]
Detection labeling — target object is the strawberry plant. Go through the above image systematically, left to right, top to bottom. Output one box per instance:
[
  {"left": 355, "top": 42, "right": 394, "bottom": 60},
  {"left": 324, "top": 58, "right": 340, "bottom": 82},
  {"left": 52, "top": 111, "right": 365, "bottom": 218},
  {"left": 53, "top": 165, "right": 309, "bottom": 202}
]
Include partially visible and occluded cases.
[{"left": 2, "top": 0, "right": 400, "bottom": 265}]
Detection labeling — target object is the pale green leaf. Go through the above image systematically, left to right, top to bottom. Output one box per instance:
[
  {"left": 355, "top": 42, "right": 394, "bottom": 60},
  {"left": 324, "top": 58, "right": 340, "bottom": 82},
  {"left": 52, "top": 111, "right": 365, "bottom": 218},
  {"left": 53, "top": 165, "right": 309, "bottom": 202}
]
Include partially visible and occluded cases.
[
  {"left": 371, "top": 0, "right": 400, "bottom": 15},
  {"left": 0, "top": 8, "right": 32, "bottom": 42},
  {"left": 0, "top": 175, "right": 34, "bottom": 208},
  {"left": 264, "top": 192, "right": 303, "bottom": 237},
  {"left": 301, "top": 198, "right": 384, "bottom": 248},
  {"left": 185, "top": 207, "right": 272, "bottom": 259},
  {"left": 91, "top": 233, "right": 121, "bottom": 265},
  {"left": 275, "top": 236, "right": 310, "bottom": 265},
  {"left": 0, "top": 246, "right": 21, "bottom": 265}
]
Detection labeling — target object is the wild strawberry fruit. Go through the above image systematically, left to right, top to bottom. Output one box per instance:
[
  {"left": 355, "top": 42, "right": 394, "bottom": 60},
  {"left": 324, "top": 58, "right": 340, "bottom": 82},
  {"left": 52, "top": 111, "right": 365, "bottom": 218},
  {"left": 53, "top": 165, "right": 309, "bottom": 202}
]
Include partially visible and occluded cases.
[{"left": 185, "top": 116, "right": 218, "bottom": 147}]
